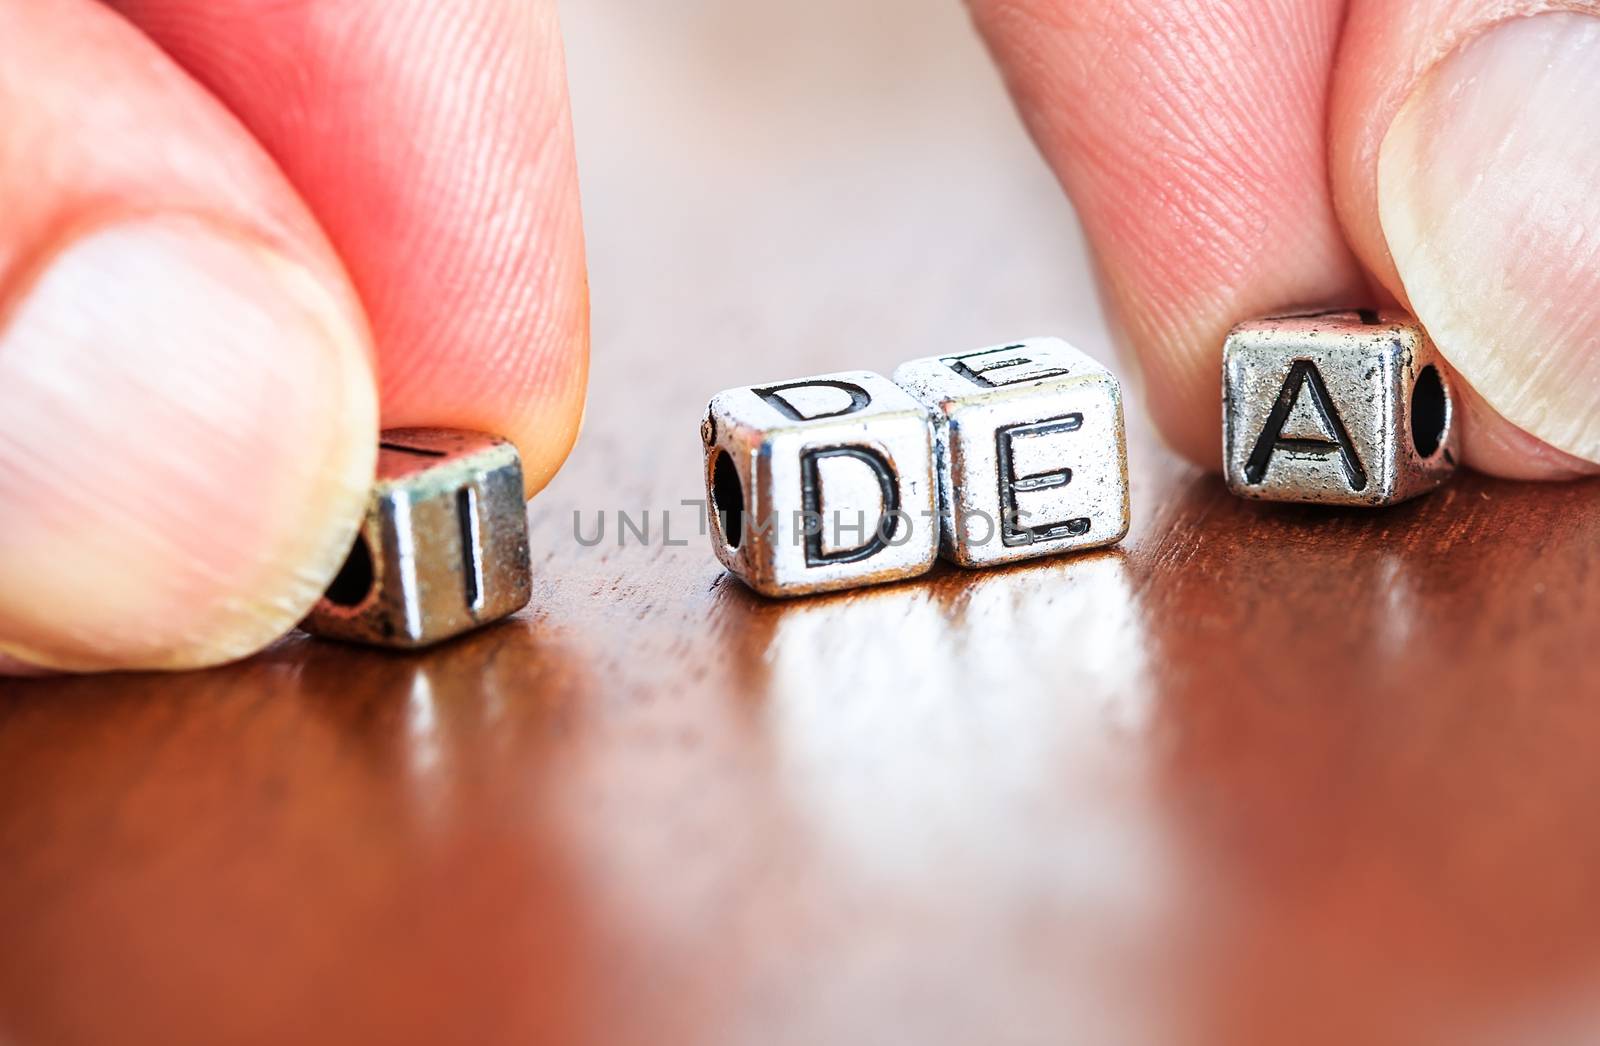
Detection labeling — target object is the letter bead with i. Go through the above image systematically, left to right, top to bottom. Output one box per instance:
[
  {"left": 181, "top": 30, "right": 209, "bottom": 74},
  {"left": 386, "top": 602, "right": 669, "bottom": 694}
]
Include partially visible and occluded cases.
[{"left": 303, "top": 428, "right": 532, "bottom": 647}]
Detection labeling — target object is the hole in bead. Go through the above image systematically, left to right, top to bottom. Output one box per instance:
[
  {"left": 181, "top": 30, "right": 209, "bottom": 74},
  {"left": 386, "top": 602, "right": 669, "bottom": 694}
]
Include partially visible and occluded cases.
[
  {"left": 1411, "top": 365, "right": 1448, "bottom": 458},
  {"left": 712, "top": 450, "right": 745, "bottom": 550},
  {"left": 325, "top": 533, "right": 376, "bottom": 607}
]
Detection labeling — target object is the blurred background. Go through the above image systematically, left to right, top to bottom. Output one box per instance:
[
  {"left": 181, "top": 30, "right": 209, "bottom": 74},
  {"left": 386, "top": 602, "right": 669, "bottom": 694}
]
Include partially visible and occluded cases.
[{"left": 560, "top": 0, "right": 1113, "bottom": 417}]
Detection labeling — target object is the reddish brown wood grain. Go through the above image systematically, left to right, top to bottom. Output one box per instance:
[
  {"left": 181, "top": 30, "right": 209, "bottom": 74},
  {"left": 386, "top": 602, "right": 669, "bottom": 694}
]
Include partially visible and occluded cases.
[{"left": 5, "top": 3, "right": 1600, "bottom": 1044}]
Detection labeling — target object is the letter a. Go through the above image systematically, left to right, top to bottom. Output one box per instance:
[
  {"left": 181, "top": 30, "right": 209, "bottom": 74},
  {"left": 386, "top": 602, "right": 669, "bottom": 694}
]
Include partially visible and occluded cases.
[{"left": 1243, "top": 360, "right": 1368, "bottom": 490}]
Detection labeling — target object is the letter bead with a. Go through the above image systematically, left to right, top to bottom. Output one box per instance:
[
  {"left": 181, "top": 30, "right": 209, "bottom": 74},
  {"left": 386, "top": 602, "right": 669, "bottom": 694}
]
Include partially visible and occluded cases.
[
  {"left": 1222, "top": 310, "right": 1458, "bottom": 506},
  {"left": 894, "top": 338, "right": 1130, "bottom": 568},
  {"left": 702, "top": 371, "right": 938, "bottom": 596}
]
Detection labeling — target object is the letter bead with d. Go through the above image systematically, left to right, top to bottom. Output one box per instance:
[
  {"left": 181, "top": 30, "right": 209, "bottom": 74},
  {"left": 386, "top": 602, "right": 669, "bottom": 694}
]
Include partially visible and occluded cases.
[
  {"left": 894, "top": 338, "right": 1130, "bottom": 568},
  {"left": 701, "top": 370, "right": 938, "bottom": 596}
]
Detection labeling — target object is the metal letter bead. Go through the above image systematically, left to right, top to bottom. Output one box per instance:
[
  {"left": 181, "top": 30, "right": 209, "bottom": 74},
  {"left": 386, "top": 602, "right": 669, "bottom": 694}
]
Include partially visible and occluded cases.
[
  {"left": 1222, "top": 310, "right": 1459, "bottom": 506},
  {"left": 893, "top": 338, "right": 1130, "bottom": 568},
  {"left": 702, "top": 370, "right": 938, "bottom": 597},
  {"left": 303, "top": 428, "right": 532, "bottom": 648}
]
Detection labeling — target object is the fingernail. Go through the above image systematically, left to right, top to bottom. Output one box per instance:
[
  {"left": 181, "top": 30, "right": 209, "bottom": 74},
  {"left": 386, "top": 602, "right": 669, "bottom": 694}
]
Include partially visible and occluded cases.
[
  {"left": 1379, "top": 12, "right": 1600, "bottom": 465},
  {"left": 0, "top": 217, "right": 377, "bottom": 671}
]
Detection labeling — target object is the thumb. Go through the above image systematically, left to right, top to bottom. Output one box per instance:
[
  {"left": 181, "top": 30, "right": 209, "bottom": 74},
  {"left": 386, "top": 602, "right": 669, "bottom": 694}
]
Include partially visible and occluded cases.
[
  {"left": 0, "top": 1, "right": 377, "bottom": 672},
  {"left": 1332, "top": 4, "right": 1600, "bottom": 477},
  {"left": 1, "top": 220, "right": 376, "bottom": 673}
]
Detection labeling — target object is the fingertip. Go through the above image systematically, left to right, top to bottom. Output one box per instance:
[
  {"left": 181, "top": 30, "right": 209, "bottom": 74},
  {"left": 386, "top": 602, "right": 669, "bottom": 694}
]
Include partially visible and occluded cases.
[
  {"left": 111, "top": 0, "right": 592, "bottom": 503},
  {"left": 970, "top": 0, "right": 1360, "bottom": 475},
  {"left": 1332, "top": 5, "right": 1600, "bottom": 478},
  {"left": 1375, "top": 12, "right": 1600, "bottom": 471},
  {"left": 0, "top": 216, "right": 378, "bottom": 672},
  {"left": 379, "top": 258, "right": 590, "bottom": 499},
  {"left": 1127, "top": 313, "right": 1225, "bottom": 471},
  {"left": 512, "top": 346, "right": 588, "bottom": 498},
  {"left": 1455, "top": 380, "right": 1600, "bottom": 482},
  {"left": 0, "top": 652, "right": 55, "bottom": 677}
]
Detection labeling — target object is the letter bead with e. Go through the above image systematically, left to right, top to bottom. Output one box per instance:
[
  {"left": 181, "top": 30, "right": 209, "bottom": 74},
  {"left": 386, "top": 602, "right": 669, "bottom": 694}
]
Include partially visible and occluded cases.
[{"left": 893, "top": 338, "right": 1130, "bottom": 568}]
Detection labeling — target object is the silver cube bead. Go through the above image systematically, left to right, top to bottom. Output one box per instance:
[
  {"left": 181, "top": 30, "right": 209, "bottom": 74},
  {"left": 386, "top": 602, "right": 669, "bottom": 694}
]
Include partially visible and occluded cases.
[
  {"left": 1222, "top": 309, "right": 1458, "bottom": 506},
  {"left": 893, "top": 338, "right": 1130, "bottom": 568},
  {"left": 702, "top": 370, "right": 938, "bottom": 597},
  {"left": 303, "top": 428, "right": 532, "bottom": 647}
]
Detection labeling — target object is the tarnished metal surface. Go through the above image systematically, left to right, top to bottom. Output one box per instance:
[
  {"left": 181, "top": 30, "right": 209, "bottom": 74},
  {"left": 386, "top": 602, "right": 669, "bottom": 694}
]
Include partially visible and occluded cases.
[
  {"left": 1222, "top": 310, "right": 1459, "bottom": 506},
  {"left": 894, "top": 338, "right": 1130, "bottom": 568},
  {"left": 702, "top": 370, "right": 938, "bottom": 597},
  {"left": 303, "top": 428, "right": 531, "bottom": 647}
]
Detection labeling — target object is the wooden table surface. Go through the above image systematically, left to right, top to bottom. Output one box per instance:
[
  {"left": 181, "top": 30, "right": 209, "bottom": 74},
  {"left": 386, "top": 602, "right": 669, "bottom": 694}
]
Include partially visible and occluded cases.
[{"left": 6, "top": 3, "right": 1600, "bottom": 1044}]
